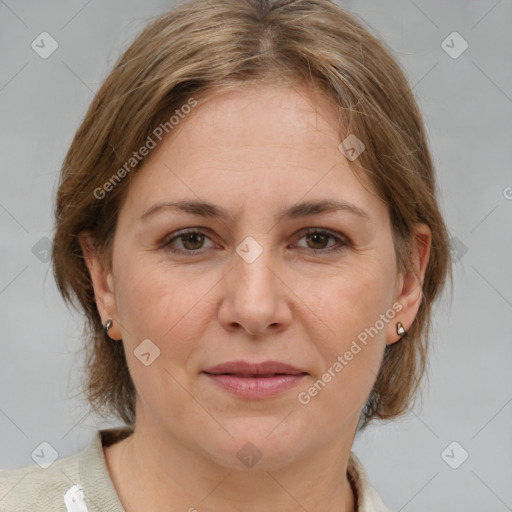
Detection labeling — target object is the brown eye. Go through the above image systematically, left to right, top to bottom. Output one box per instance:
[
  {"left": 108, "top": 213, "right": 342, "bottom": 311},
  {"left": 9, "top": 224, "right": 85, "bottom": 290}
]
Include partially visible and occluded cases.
[
  {"left": 162, "top": 228, "right": 348, "bottom": 256},
  {"left": 164, "top": 229, "right": 214, "bottom": 254},
  {"left": 295, "top": 229, "right": 348, "bottom": 253},
  {"left": 179, "top": 232, "right": 205, "bottom": 251},
  {"left": 305, "top": 232, "right": 330, "bottom": 250}
]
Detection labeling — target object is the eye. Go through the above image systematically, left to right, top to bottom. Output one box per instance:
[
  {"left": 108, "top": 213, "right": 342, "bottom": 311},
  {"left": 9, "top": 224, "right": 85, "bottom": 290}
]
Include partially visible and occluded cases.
[
  {"left": 162, "top": 228, "right": 349, "bottom": 256},
  {"left": 163, "top": 229, "right": 215, "bottom": 254},
  {"left": 293, "top": 229, "right": 349, "bottom": 254}
]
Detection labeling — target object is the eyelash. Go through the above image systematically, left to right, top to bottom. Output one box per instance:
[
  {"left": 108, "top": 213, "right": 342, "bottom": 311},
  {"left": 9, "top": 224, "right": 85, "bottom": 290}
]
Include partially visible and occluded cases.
[{"left": 162, "top": 228, "right": 349, "bottom": 256}]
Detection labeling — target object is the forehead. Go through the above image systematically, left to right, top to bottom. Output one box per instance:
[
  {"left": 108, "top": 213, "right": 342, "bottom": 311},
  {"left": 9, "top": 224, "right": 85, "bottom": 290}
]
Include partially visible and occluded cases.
[
  {"left": 175, "top": 82, "right": 348, "bottom": 165},
  {"left": 121, "top": 83, "right": 385, "bottom": 223}
]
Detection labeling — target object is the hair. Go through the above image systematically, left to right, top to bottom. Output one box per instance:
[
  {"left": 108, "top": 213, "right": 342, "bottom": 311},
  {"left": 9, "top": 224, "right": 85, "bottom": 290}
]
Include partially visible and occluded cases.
[{"left": 52, "top": 0, "right": 452, "bottom": 430}]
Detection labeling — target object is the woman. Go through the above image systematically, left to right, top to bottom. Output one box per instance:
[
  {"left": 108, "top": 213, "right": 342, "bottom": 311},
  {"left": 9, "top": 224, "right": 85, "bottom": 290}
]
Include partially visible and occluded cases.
[{"left": 0, "top": 0, "right": 451, "bottom": 510}]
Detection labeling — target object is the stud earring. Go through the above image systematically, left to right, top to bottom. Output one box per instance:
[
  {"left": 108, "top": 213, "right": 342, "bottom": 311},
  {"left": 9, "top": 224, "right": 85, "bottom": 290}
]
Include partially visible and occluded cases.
[
  {"left": 104, "top": 319, "right": 114, "bottom": 339},
  {"left": 396, "top": 322, "right": 407, "bottom": 337}
]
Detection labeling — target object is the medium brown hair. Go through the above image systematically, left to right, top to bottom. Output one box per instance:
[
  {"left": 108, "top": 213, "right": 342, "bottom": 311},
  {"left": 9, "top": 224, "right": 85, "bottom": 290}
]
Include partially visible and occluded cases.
[{"left": 52, "top": 0, "right": 452, "bottom": 429}]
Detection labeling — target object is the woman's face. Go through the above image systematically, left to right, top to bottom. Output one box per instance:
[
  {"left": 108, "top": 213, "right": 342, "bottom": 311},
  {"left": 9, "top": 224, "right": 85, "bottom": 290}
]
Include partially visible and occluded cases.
[{"left": 89, "top": 83, "right": 429, "bottom": 470}]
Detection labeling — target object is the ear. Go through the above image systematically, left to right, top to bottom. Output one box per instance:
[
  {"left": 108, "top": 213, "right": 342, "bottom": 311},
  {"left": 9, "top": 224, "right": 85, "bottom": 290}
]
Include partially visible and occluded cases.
[
  {"left": 386, "top": 223, "right": 432, "bottom": 345},
  {"left": 79, "top": 232, "right": 122, "bottom": 341}
]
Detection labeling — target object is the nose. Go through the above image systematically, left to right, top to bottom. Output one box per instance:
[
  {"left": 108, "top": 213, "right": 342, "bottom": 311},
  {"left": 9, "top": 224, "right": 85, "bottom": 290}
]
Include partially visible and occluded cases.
[{"left": 217, "top": 244, "right": 293, "bottom": 338}]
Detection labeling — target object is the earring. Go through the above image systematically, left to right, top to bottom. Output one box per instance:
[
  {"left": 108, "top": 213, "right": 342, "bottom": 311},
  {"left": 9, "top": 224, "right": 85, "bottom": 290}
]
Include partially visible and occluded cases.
[
  {"left": 104, "top": 319, "right": 114, "bottom": 339},
  {"left": 396, "top": 322, "right": 407, "bottom": 337}
]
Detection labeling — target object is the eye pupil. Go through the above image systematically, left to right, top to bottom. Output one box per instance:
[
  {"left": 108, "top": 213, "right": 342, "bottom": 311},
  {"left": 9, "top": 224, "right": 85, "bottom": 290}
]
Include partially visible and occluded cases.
[
  {"left": 182, "top": 233, "right": 204, "bottom": 250},
  {"left": 307, "top": 233, "right": 328, "bottom": 249}
]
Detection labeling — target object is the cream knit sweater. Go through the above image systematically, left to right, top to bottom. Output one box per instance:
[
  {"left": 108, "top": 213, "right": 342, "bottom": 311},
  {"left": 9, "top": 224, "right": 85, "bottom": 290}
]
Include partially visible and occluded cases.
[{"left": 0, "top": 427, "right": 391, "bottom": 511}]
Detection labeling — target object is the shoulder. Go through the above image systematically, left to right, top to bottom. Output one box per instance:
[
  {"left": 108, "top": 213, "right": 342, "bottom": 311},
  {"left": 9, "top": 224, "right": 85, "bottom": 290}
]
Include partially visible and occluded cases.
[
  {"left": 0, "top": 427, "right": 131, "bottom": 512},
  {"left": 0, "top": 450, "right": 82, "bottom": 511}
]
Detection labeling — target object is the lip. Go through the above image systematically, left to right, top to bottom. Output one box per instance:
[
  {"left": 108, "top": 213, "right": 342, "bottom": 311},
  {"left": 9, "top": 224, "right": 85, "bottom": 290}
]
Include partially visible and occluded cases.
[
  {"left": 202, "top": 360, "right": 308, "bottom": 399},
  {"left": 203, "top": 360, "right": 307, "bottom": 376}
]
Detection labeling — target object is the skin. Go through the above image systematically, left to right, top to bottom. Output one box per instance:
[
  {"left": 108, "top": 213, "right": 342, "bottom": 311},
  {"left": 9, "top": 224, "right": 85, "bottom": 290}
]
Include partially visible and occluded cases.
[{"left": 81, "top": 82, "right": 431, "bottom": 512}]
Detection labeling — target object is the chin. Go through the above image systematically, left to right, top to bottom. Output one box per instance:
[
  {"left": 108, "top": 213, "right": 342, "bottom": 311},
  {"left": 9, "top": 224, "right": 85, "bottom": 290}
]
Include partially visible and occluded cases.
[{"left": 199, "top": 417, "right": 309, "bottom": 471}]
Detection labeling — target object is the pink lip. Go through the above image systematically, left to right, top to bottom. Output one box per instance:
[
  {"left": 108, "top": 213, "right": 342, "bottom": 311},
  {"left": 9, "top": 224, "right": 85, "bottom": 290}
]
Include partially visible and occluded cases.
[{"left": 202, "top": 360, "right": 308, "bottom": 399}]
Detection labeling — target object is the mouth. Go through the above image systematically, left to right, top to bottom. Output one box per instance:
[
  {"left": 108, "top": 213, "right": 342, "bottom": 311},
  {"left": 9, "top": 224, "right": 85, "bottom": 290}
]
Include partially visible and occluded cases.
[
  {"left": 202, "top": 360, "right": 308, "bottom": 399},
  {"left": 203, "top": 360, "right": 307, "bottom": 376}
]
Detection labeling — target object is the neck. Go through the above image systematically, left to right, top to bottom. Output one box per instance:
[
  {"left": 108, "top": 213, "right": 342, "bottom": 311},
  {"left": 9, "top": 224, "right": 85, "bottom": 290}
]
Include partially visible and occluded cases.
[{"left": 105, "top": 418, "right": 357, "bottom": 512}]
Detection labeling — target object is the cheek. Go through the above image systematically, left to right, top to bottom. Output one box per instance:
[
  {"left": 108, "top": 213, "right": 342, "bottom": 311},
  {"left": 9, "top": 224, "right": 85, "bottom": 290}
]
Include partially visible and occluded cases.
[
  {"left": 301, "top": 250, "right": 396, "bottom": 403},
  {"left": 114, "top": 255, "right": 217, "bottom": 358},
  {"left": 312, "top": 259, "right": 396, "bottom": 341},
  {"left": 297, "top": 281, "right": 392, "bottom": 424}
]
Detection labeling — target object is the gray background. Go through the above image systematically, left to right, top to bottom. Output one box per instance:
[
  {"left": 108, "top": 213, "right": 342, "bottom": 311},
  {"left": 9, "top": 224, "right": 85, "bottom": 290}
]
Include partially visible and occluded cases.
[{"left": 1, "top": 0, "right": 511, "bottom": 510}]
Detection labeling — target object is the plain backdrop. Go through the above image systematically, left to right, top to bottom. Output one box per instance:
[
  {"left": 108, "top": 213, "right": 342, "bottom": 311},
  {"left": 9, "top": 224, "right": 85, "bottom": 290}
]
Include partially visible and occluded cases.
[{"left": 1, "top": 1, "right": 511, "bottom": 510}]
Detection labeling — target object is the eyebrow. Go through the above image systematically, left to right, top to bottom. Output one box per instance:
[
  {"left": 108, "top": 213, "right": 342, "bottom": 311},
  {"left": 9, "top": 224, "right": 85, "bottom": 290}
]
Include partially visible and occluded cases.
[{"left": 140, "top": 198, "right": 370, "bottom": 223}]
